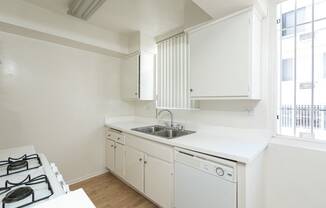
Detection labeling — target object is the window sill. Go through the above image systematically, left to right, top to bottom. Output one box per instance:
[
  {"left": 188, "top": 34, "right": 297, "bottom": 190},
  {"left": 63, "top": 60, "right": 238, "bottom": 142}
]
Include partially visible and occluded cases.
[{"left": 271, "top": 135, "right": 326, "bottom": 152}]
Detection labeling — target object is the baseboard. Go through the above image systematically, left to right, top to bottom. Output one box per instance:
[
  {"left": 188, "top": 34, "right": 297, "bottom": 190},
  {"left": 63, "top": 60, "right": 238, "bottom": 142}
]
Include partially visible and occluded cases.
[{"left": 67, "top": 169, "right": 108, "bottom": 185}]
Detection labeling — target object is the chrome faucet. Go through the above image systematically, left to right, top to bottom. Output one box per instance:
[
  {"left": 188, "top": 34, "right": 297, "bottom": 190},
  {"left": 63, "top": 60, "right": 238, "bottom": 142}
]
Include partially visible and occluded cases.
[{"left": 157, "top": 109, "right": 174, "bottom": 128}]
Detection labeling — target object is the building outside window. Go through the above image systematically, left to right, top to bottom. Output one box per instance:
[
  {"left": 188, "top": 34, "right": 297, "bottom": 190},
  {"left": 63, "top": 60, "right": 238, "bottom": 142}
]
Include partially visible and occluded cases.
[
  {"left": 277, "top": 0, "right": 326, "bottom": 139},
  {"left": 323, "top": 52, "right": 326, "bottom": 78}
]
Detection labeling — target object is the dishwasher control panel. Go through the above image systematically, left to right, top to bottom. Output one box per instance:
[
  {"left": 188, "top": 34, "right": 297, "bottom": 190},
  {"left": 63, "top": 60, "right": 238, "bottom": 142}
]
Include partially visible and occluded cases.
[
  {"left": 175, "top": 148, "right": 237, "bottom": 183},
  {"left": 199, "top": 159, "right": 235, "bottom": 182}
]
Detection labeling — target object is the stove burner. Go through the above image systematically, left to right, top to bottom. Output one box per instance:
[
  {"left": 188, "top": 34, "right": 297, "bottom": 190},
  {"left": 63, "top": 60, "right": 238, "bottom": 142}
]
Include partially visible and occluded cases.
[
  {"left": 0, "top": 154, "right": 42, "bottom": 177},
  {"left": 7, "top": 160, "right": 28, "bottom": 171},
  {"left": 0, "top": 175, "right": 53, "bottom": 208},
  {"left": 2, "top": 187, "right": 34, "bottom": 204}
]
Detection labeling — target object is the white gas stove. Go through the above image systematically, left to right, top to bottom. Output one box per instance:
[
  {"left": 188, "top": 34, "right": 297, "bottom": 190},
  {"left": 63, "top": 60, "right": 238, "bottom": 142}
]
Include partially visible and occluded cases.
[{"left": 0, "top": 146, "right": 68, "bottom": 208}]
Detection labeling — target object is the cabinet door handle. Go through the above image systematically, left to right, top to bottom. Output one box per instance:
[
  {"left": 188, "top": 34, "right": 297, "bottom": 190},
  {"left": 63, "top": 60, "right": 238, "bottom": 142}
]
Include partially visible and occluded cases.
[
  {"left": 108, "top": 134, "right": 111, "bottom": 137},
  {"left": 117, "top": 137, "right": 120, "bottom": 140},
  {"left": 110, "top": 145, "right": 114, "bottom": 148},
  {"left": 114, "top": 146, "right": 117, "bottom": 149},
  {"left": 139, "top": 158, "right": 142, "bottom": 162},
  {"left": 144, "top": 161, "right": 147, "bottom": 164}
]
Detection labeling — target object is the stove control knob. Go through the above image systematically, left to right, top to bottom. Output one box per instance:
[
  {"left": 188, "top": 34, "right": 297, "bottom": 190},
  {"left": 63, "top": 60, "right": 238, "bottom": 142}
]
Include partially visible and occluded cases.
[{"left": 216, "top": 167, "right": 224, "bottom": 176}]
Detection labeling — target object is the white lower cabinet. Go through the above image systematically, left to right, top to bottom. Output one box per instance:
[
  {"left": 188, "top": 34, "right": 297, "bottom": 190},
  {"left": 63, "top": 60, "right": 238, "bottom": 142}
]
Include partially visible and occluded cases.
[
  {"left": 105, "top": 129, "right": 125, "bottom": 179},
  {"left": 106, "top": 131, "right": 174, "bottom": 208},
  {"left": 105, "top": 139, "right": 115, "bottom": 171},
  {"left": 115, "top": 143, "right": 125, "bottom": 177},
  {"left": 124, "top": 146, "right": 145, "bottom": 192},
  {"left": 145, "top": 155, "right": 173, "bottom": 208}
]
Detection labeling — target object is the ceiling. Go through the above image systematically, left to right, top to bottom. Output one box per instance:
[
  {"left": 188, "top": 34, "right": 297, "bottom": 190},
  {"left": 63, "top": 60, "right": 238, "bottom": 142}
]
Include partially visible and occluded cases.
[
  {"left": 23, "top": 0, "right": 209, "bottom": 37},
  {"left": 192, "top": 0, "right": 255, "bottom": 19}
]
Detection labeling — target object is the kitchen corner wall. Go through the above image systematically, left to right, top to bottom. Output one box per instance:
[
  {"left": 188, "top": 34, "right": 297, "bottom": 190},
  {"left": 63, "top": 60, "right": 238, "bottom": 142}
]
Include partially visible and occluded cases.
[{"left": 0, "top": 31, "right": 134, "bottom": 182}]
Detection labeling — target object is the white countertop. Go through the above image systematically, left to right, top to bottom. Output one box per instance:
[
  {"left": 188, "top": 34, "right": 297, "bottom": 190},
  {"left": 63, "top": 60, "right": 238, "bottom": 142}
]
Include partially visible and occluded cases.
[
  {"left": 105, "top": 118, "right": 270, "bottom": 164},
  {"left": 35, "top": 189, "right": 95, "bottom": 208}
]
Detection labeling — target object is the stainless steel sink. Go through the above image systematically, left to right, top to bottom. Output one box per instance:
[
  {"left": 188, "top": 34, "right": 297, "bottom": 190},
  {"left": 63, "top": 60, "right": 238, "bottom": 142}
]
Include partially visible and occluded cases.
[{"left": 131, "top": 125, "right": 195, "bottom": 139}]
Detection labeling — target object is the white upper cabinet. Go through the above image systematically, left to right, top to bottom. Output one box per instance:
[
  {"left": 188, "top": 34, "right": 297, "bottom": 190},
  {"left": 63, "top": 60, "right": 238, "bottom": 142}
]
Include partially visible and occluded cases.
[
  {"left": 187, "top": 7, "right": 262, "bottom": 100},
  {"left": 121, "top": 51, "right": 155, "bottom": 101},
  {"left": 121, "top": 53, "right": 139, "bottom": 100}
]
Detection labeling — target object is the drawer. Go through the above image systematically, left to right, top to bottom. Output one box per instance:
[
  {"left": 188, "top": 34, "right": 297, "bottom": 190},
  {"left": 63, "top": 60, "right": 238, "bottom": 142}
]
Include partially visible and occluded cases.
[
  {"left": 106, "top": 128, "right": 125, "bottom": 144},
  {"left": 125, "top": 133, "right": 173, "bottom": 163}
]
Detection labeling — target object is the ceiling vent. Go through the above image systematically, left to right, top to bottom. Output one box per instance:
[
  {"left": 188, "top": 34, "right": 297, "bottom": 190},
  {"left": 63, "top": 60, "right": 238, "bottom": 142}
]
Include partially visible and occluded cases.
[{"left": 67, "top": 0, "right": 106, "bottom": 20}]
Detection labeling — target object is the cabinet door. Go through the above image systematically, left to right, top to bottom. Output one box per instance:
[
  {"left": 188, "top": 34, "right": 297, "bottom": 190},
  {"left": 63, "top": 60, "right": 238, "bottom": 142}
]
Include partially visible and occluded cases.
[
  {"left": 189, "top": 10, "right": 251, "bottom": 98},
  {"left": 139, "top": 52, "right": 155, "bottom": 100},
  {"left": 121, "top": 54, "right": 139, "bottom": 100},
  {"left": 105, "top": 139, "right": 115, "bottom": 170},
  {"left": 115, "top": 143, "right": 124, "bottom": 178},
  {"left": 124, "top": 146, "right": 144, "bottom": 192},
  {"left": 145, "top": 155, "right": 173, "bottom": 208}
]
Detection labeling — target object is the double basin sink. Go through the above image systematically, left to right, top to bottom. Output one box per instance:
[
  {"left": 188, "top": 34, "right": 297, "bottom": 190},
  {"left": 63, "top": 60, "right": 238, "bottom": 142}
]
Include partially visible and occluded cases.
[{"left": 131, "top": 125, "right": 195, "bottom": 139}]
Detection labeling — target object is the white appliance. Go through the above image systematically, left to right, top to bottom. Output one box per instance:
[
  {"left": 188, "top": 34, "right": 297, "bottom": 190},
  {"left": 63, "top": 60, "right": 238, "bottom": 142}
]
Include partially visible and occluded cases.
[
  {"left": 0, "top": 146, "right": 68, "bottom": 207},
  {"left": 175, "top": 148, "right": 237, "bottom": 208}
]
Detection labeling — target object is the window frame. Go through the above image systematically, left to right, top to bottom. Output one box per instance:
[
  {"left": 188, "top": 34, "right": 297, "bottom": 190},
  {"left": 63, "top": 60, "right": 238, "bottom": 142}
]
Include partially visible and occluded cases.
[{"left": 274, "top": 0, "right": 326, "bottom": 141}]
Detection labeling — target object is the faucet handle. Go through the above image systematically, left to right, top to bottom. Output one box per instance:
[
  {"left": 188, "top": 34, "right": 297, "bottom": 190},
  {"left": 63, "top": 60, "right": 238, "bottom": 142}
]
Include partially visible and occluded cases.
[{"left": 175, "top": 123, "right": 184, "bottom": 131}]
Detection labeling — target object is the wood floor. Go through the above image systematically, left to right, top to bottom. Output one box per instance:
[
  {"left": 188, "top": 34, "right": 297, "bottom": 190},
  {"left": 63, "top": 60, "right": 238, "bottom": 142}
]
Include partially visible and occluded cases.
[{"left": 70, "top": 172, "right": 157, "bottom": 208}]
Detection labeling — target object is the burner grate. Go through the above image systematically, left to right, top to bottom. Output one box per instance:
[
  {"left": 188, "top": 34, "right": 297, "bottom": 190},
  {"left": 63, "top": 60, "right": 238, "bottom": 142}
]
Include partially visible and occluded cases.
[
  {"left": 0, "top": 155, "right": 42, "bottom": 177},
  {"left": 0, "top": 174, "right": 53, "bottom": 208}
]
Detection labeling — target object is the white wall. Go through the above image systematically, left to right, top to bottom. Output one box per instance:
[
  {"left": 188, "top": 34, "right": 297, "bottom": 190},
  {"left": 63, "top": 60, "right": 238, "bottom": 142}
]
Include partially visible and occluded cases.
[
  {"left": 0, "top": 31, "right": 134, "bottom": 183},
  {"left": 265, "top": 141, "right": 326, "bottom": 208}
]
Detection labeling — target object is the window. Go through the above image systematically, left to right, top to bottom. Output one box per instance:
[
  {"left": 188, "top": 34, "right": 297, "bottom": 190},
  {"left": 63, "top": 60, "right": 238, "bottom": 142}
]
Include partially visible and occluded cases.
[
  {"left": 277, "top": 0, "right": 326, "bottom": 139},
  {"left": 156, "top": 33, "right": 195, "bottom": 109},
  {"left": 324, "top": 53, "right": 326, "bottom": 78},
  {"left": 282, "top": 58, "right": 294, "bottom": 81}
]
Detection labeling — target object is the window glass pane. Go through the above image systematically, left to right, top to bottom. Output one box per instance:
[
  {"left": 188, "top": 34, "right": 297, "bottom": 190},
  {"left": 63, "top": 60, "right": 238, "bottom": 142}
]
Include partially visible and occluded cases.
[
  {"left": 280, "top": 0, "right": 295, "bottom": 30},
  {"left": 296, "top": 0, "right": 312, "bottom": 24},
  {"left": 315, "top": 0, "right": 326, "bottom": 21},
  {"left": 313, "top": 20, "right": 326, "bottom": 139},
  {"left": 295, "top": 23, "right": 313, "bottom": 137},
  {"left": 279, "top": 28, "right": 295, "bottom": 136},
  {"left": 324, "top": 53, "right": 326, "bottom": 78},
  {"left": 282, "top": 58, "right": 294, "bottom": 81}
]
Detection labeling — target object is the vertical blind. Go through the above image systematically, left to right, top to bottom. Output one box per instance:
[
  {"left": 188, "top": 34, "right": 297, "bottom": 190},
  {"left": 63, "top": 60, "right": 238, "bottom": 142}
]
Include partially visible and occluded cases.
[{"left": 156, "top": 33, "right": 194, "bottom": 109}]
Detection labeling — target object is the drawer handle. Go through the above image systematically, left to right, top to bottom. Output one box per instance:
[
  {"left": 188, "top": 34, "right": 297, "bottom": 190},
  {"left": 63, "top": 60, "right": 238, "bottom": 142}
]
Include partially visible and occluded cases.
[
  {"left": 108, "top": 134, "right": 111, "bottom": 137},
  {"left": 117, "top": 137, "right": 120, "bottom": 140},
  {"left": 110, "top": 145, "right": 114, "bottom": 148},
  {"left": 139, "top": 158, "right": 142, "bottom": 162},
  {"left": 144, "top": 161, "right": 147, "bottom": 164}
]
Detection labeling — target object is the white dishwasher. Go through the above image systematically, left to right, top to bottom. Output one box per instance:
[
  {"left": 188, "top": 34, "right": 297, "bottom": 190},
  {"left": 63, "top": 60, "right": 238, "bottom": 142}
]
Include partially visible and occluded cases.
[{"left": 175, "top": 148, "right": 237, "bottom": 208}]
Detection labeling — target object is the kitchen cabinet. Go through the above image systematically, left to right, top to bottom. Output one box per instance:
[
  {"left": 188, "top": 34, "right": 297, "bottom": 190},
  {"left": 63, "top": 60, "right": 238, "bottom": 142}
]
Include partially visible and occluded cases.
[
  {"left": 187, "top": 7, "right": 262, "bottom": 100},
  {"left": 121, "top": 51, "right": 155, "bottom": 101},
  {"left": 105, "top": 129, "right": 125, "bottom": 178},
  {"left": 105, "top": 130, "right": 174, "bottom": 207},
  {"left": 124, "top": 133, "right": 174, "bottom": 207},
  {"left": 105, "top": 139, "right": 115, "bottom": 171},
  {"left": 115, "top": 143, "right": 124, "bottom": 177},
  {"left": 124, "top": 145, "right": 144, "bottom": 192},
  {"left": 145, "top": 155, "right": 173, "bottom": 208}
]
